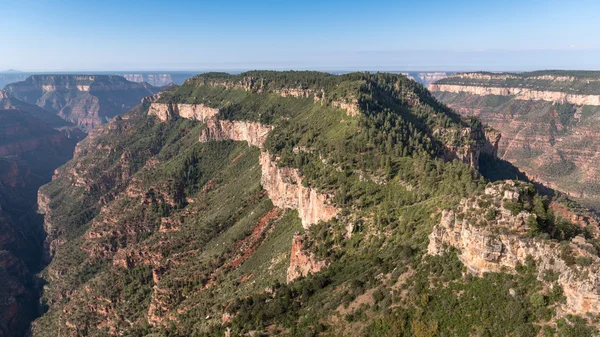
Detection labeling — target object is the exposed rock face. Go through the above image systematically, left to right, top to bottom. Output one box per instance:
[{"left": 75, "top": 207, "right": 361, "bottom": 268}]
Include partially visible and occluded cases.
[
  {"left": 431, "top": 72, "right": 600, "bottom": 210},
  {"left": 4, "top": 75, "right": 161, "bottom": 129},
  {"left": 430, "top": 83, "right": 600, "bottom": 106},
  {"left": 331, "top": 98, "right": 360, "bottom": 116},
  {"left": 148, "top": 102, "right": 219, "bottom": 122},
  {"left": 196, "top": 117, "right": 339, "bottom": 228},
  {"left": 199, "top": 119, "right": 273, "bottom": 148},
  {"left": 437, "top": 125, "right": 491, "bottom": 169},
  {"left": 483, "top": 127, "right": 502, "bottom": 158},
  {"left": 259, "top": 152, "right": 338, "bottom": 229},
  {"left": 429, "top": 181, "right": 600, "bottom": 316},
  {"left": 287, "top": 234, "right": 328, "bottom": 283}
]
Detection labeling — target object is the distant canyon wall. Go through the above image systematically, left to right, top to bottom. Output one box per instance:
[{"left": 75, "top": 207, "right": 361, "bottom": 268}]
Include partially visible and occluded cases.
[
  {"left": 431, "top": 73, "right": 600, "bottom": 210},
  {"left": 4, "top": 75, "right": 161, "bottom": 130},
  {"left": 430, "top": 83, "right": 600, "bottom": 106}
]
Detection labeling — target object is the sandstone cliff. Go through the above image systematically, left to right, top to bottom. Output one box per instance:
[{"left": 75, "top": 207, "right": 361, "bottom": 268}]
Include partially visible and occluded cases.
[
  {"left": 430, "top": 83, "right": 600, "bottom": 106},
  {"left": 148, "top": 102, "right": 219, "bottom": 122},
  {"left": 195, "top": 115, "right": 339, "bottom": 228},
  {"left": 199, "top": 119, "right": 273, "bottom": 148},
  {"left": 429, "top": 181, "right": 600, "bottom": 316},
  {"left": 286, "top": 234, "right": 328, "bottom": 283}
]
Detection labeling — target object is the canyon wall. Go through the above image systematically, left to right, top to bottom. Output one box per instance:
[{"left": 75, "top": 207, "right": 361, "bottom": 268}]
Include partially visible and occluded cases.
[
  {"left": 431, "top": 73, "right": 600, "bottom": 210},
  {"left": 121, "top": 74, "right": 173, "bottom": 87},
  {"left": 4, "top": 75, "right": 161, "bottom": 129},
  {"left": 430, "top": 83, "right": 600, "bottom": 106},
  {"left": 148, "top": 102, "right": 219, "bottom": 122},
  {"left": 0, "top": 108, "right": 78, "bottom": 337},
  {"left": 196, "top": 116, "right": 339, "bottom": 228},
  {"left": 199, "top": 119, "right": 273, "bottom": 148},
  {"left": 259, "top": 152, "right": 339, "bottom": 228},
  {"left": 428, "top": 181, "right": 600, "bottom": 316}
]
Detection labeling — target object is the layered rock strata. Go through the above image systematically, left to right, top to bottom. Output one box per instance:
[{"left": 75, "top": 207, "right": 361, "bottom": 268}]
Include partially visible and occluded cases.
[
  {"left": 431, "top": 72, "right": 600, "bottom": 210},
  {"left": 4, "top": 75, "right": 161, "bottom": 129},
  {"left": 430, "top": 83, "right": 600, "bottom": 106},
  {"left": 148, "top": 103, "right": 219, "bottom": 122},
  {"left": 199, "top": 119, "right": 273, "bottom": 149}
]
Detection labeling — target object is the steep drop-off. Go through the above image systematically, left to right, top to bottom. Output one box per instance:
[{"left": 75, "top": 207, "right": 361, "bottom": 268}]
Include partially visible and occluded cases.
[
  {"left": 32, "top": 71, "right": 600, "bottom": 337},
  {"left": 431, "top": 71, "right": 600, "bottom": 211},
  {"left": 4, "top": 75, "right": 161, "bottom": 130},
  {"left": 0, "top": 107, "right": 78, "bottom": 337}
]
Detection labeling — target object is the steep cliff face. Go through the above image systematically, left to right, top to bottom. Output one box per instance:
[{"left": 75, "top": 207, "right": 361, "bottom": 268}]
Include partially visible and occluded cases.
[
  {"left": 431, "top": 72, "right": 600, "bottom": 211},
  {"left": 4, "top": 75, "right": 161, "bottom": 129},
  {"left": 430, "top": 83, "right": 600, "bottom": 106},
  {"left": 148, "top": 102, "right": 219, "bottom": 122},
  {"left": 0, "top": 108, "right": 78, "bottom": 337},
  {"left": 196, "top": 117, "right": 338, "bottom": 228},
  {"left": 199, "top": 119, "right": 273, "bottom": 148},
  {"left": 259, "top": 152, "right": 338, "bottom": 228},
  {"left": 429, "top": 181, "right": 600, "bottom": 316},
  {"left": 286, "top": 234, "right": 328, "bottom": 283}
]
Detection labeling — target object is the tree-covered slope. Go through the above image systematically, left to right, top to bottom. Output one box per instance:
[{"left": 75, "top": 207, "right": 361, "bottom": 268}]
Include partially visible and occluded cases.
[{"left": 33, "top": 72, "right": 600, "bottom": 337}]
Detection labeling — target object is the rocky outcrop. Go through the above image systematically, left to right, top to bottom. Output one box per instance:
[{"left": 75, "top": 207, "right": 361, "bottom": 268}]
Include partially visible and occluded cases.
[
  {"left": 430, "top": 83, "right": 600, "bottom": 106},
  {"left": 331, "top": 98, "right": 360, "bottom": 116},
  {"left": 148, "top": 103, "right": 219, "bottom": 122},
  {"left": 196, "top": 117, "right": 339, "bottom": 228},
  {"left": 199, "top": 119, "right": 273, "bottom": 148},
  {"left": 437, "top": 126, "right": 488, "bottom": 169},
  {"left": 483, "top": 127, "right": 502, "bottom": 158},
  {"left": 259, "top": 152, "right": 338, "bottom": 229},
  {"left": 429, "top": 181, "right": 600, "bottom": 316},
  {"left": 287, "top": 234, "right": 328, "bottom": 283}
]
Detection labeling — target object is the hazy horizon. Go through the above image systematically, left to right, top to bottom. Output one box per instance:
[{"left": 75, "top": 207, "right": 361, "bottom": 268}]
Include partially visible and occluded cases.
[{"left": 3, "top": 0, "right": 600, "bottom": 72}]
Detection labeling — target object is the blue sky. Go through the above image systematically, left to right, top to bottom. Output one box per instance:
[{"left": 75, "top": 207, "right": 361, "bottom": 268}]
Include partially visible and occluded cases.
[{"left": 1, "top": 0, "right": 600, "bottom": 71}]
